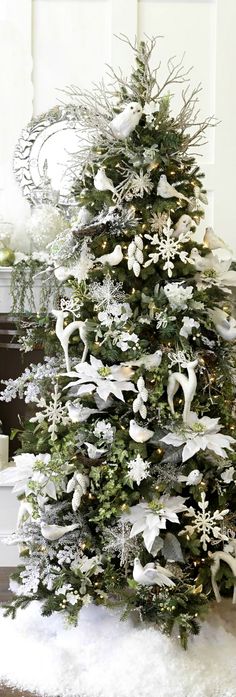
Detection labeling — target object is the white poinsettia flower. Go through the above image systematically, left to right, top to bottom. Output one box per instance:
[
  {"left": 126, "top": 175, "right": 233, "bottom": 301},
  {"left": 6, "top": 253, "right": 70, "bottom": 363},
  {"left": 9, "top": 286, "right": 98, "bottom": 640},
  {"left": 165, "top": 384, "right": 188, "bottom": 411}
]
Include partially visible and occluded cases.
[
  {"left": 190, "top": 248, "right": 236, "bottom": 293},
  {"left": 66, "top": 355, "right": 136, "bottom": 402},
  {"left": 161, "top": 411, "right": 235, "bottom": 463},
  {"left": 0, "top": 452, "right": 54, "bottom": 497},
  {"left": 123, "top": 496, "right": 187, "bottom": 553}
]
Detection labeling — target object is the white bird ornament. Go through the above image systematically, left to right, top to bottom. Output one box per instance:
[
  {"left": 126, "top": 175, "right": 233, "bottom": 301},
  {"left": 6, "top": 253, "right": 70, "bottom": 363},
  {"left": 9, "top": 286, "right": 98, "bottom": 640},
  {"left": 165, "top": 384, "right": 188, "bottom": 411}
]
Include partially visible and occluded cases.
[
  {"left": 111, "top": 102, "right": 142, "bottom": 139},
  {"left": 94, "top": 168, "right": 116, "bottom": 194},
  {"left": 157, "top": 175, "right": 190, "bottom": 203},
  {"left": 194, "top": 186, "right": 208, "bottom": 205},
  {"left": 76, "top": 206, "right": 93, "bottom": 227},
  {"left": 174, "top": 214, "right": 193, "bottom": 238},
  {"left": 203, "top": 227, "right": 231, "bottom": 252},
  {"left": 96, "top": 244, "right": 123, "bottom": 267},
  {"left": 209, "top": 308, "right": 236, "bottom": 341},
  {"left": 52, "top": 310, "right": 90, "bottom": 372},
  {"left": 122, "top": 350, "right": 162, "bottom": 370},
  {"left": 167, "top": 359, "right": 198, "bottom": 424},
  {"left": 66, "top": 401, "right": 98, "bottom": 423},
  {"left": 129, "top": 419, "right": 154, "bottom": 443},
  {"left": 84, "top": 443, "right": 107, "bottom": 459},
  {"left": 178, "top": 469, "right": 202, "bottom": 486},
  {"left": 41, "top": 522, "right": 79, "bottom": 541},
  {"left": 133, "top": 558, "right": 175, "bottom": 587}
]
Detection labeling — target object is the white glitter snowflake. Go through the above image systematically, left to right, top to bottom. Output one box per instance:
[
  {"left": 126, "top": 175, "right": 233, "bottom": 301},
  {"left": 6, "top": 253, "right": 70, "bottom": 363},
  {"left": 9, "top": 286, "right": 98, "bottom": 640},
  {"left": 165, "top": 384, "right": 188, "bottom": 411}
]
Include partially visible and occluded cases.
[
  {"left": 126, "top": 169, "right": 154, "bottom": 199},
  {"left": 150, "top": 212, "right": 168, "bottom": 233},
  {"left": 144, "top": 218, "right": 191, "bottom": 277},
  {"left": 72, "top": 239, "right": 95, "bottom": 283},
  {"left": 89, "top": 274, "right": 125, "bottom": 309},
  {"left": 30, "top": 384, "right": 70, "bottom": 441},
  {"left": 128, "top": 454, "right": 150, "bottom": 485},
  {"left": 182, "top": 492, "right": 229, "bottom": 551},
  {"left": 103, "top": 520, "right": 138, "bottom": 568},
  {"left": 20, "top": 561, "right": 41, "bottom": 595}
]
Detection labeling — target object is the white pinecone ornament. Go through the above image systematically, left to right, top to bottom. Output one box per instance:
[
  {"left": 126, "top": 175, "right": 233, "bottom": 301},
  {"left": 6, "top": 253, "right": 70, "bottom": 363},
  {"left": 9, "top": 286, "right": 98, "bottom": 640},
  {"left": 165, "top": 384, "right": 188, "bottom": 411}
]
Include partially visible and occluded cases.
[{"left": 127, "top": 235, "right": 144, "bottom": 277}]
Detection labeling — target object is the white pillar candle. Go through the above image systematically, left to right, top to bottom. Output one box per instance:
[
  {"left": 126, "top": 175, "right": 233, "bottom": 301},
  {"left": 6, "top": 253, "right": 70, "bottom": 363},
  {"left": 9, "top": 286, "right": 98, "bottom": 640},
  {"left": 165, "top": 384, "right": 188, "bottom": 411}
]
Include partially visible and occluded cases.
[{"left": 0, "top": 435, "right": 9, "bottom": 470}]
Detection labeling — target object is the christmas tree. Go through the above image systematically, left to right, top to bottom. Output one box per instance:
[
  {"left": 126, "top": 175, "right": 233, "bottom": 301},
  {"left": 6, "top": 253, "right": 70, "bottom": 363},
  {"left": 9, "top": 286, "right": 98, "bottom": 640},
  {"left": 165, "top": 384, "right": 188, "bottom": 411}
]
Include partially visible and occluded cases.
[{"left": 1, "top": 37, "right": 236, "bottom": 659}]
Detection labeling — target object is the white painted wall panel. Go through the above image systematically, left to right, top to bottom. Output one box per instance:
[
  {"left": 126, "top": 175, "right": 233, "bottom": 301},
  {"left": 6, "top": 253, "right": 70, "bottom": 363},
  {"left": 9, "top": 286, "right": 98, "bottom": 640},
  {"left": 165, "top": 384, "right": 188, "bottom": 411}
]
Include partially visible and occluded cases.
[
  {"left": 0, "top": 0, "right": 32, "bottom": 224},
  {"left": 32, "top": 0, "right": 112, "bottom": 113},
  {"left": 0, "top": 486, "right": 20, "bottom": 566}
]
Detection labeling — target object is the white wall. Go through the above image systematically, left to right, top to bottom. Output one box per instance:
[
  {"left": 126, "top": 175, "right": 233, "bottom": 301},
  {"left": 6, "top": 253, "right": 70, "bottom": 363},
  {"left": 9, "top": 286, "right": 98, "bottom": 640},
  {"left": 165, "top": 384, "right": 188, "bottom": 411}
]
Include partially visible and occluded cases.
[{"left": 1, "top": 0, "right": 236, "bottom": 564}]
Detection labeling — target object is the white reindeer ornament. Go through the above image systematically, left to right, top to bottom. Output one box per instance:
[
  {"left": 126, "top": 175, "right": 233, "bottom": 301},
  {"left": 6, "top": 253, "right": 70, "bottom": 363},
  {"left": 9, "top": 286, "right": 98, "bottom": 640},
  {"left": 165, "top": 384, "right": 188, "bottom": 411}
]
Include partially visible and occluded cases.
[
  {"left": 52, "top": 310, "right": 90, "bottom": 373},
  {"left": 167, "top": 359, "right": 198, "bottom": 423},
  {"left": 209, "top": 550, "right": 236, "bottom": 604}
]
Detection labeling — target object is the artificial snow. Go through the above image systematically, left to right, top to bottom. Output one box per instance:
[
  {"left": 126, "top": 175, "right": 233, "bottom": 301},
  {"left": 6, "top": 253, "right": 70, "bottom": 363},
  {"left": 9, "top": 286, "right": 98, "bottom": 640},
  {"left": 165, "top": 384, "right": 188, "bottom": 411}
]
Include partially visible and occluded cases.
[{"left": 0, "top": 601, "right": 236, "bottom": 697}]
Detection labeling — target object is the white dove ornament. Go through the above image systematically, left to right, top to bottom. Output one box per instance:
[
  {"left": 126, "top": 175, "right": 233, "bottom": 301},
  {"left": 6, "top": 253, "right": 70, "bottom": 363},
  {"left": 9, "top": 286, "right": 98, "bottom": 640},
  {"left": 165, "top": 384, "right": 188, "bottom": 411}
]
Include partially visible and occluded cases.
[
  {"left": 111, "top": 102, "right": 142, "bottom": 139},
  {"left": 94, "top": 168, "right": 116, "bottom": 194},
  {"left": 157, "top": 175, "right": 190, "bottom": 203},
  {"left": 76, "top": 206, "right": 93, "bottom": 227},
  {"left": 203, "top": 227, "right": 231, "bottom": 253},
  {"left": 96, "top": 244, "right": 123, "bottom": 267},
  {"left": 209, "top": 308, "right": 236, "bottom": 341},
  {"left": 122, "top": 350, "right": 162, "bottom": 370},
  {"left": 167, "top": 359, "right": 198, "bottom": 424},
  {"left": 129, "top": 419, "right": 154, "bottom": 443},
  {"left": 178, "top": 469, "right": 202, "bottom": 486},
  {"left": 41, "top": 522, "right": 79, "bottom": 541},
  {"left": 133, "top": 558, "right": 175, "bottom": 587}
]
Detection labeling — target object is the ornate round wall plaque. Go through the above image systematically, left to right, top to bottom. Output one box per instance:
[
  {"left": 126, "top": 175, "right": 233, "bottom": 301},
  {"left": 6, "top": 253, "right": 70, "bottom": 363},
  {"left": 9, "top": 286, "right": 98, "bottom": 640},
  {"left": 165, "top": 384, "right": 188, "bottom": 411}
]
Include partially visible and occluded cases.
[{"left": 14, "top": 105, "right": 85, "bottom": 208}]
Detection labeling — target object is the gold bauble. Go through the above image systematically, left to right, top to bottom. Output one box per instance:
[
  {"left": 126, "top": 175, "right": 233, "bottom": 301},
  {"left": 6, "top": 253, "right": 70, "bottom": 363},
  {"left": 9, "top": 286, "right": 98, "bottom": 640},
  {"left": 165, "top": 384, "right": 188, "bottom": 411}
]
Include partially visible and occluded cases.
[{"left": 0, "top": 247, "right": 15, "bottom": 266}]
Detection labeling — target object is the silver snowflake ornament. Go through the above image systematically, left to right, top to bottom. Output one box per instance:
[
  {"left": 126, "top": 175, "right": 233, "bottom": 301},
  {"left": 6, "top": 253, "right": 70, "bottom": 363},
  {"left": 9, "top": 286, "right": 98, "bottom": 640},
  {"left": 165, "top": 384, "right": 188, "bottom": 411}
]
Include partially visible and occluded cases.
[
  {"left": 89, "top": 274, "right": 125, "bottom": 309},
  {"left": 103, "top": 520, "right": 139, "bottom": 569}
]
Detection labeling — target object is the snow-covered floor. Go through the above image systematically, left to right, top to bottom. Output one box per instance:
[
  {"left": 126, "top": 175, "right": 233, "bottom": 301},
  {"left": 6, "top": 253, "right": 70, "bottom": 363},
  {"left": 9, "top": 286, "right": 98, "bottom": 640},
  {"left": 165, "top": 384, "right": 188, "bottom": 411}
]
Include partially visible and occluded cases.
[{"left": 0, "top": 601, "right": 236, "bottom": 697}]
